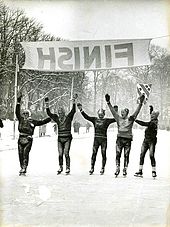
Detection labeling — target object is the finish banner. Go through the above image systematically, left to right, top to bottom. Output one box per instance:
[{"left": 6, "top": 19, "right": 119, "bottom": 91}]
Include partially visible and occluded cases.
[{"left": 21, "top": 39, "right": 151, "bottom": 72}]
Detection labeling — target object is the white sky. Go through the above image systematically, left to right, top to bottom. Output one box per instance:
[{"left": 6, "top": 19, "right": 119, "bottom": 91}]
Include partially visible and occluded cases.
[{"left": 5, "top": 0, "right": 170, "bottom": 48}]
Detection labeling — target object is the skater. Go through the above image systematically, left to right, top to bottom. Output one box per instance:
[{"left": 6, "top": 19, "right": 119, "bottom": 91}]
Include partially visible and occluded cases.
[
  {"left": 105, "top": 93, "right": 145, "bottom": 177},
  {"left": 16, "top": 94, "right": 51, "bottom": 176},
  {"left": 45, "top": 94, "right": 77, "bottom": 175},
  {"left": 77, "top": 103, "right": 117, "bottom": 175},
  {"left": 134, "top": 105, "right": 159, "bottom": 178},
  {"left": 0, "top": 118, "right": 3, "bottom": 139},
  {"left": 0, "top": 119, "right": 3, "bottom": 128},
  {"left": 73, "top": 121, "right": 81, "bottom": 134},
  {"left": 86, "top": 122, "right": 91, "bottom": 133},
  {"left": 53, "top": 124, "right": 58, "bottom": 135}
]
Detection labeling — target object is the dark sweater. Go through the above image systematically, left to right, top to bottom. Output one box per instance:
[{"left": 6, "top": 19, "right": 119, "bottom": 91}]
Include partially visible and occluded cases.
[
  {"left": 16, "top": 104, "right": 51, "bottom": 136},
  {"left": 46, "top": 104, "right": 76, "bottom": 137},
  {"left": 81, "top": 111, "right": 116, "bottom": 139},
  {"left": 135, "top": 119, "right": 158, "bottom": 141}
]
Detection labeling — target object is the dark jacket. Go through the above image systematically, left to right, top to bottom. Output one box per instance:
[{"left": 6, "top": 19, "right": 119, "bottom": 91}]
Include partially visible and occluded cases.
[
  {"left": 16, "top": 104, "right": 51, "bottom": 136},
  {"left": 46, "top": 104, "right": 76, "bottom": 138},
  {"left": 81, "top": 111, "right": 116, "bottom": 139},
  {"left": 135, "top": 119, "right": 158, "bottom": 141}
]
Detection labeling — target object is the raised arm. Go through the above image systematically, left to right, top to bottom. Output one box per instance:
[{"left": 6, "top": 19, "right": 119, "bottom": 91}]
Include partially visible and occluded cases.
[
  {"left": 15, "top": 94, "right": 22, "bottom": 120},
  {"left": 67, "top": 94, "right": 78, "bottom": 120},
  {"left": 105, "top": 94, "right": 119, "bottom": 121},
  {"left": 131, "top": 94, "right": 145, "bottom": 119},
  {"left": 45, "top": 97, "right": 59, "bottom": 122},
  {"left": 67, "top": 102, "right": 76, "bottom": 120},
  {"left": 77, "top": 103, "right": 95, "bottom": 124},
  {"left": 135, "top": 105, "right": 156, "bottom": 127},
  {"left": 149, "top": 105, "right": 153, "bottom": 114}
]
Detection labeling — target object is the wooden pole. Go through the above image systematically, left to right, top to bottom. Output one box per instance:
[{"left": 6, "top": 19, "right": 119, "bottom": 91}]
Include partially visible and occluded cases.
[
  {"left": 13, "top": 55, "right": 18, "bottom": 139},
  {"left": 70, "top": 75, "right": 74, "bottom": 110}
]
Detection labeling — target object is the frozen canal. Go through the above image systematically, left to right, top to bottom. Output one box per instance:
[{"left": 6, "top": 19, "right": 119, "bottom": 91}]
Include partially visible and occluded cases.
[{"left": 0, "top": 124, "right": 170, "bottom": 227}]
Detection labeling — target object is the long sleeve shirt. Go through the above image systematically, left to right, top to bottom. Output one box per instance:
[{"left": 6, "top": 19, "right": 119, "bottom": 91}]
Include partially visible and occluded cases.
[
  {"left": 107, "top": 102, "right": 143, "bottom": 139},
  {"left": 16, "top": 104, "right": 51, "bottom": 136},
  {"left": 46, "top": 104, "right": 76, "bottom": 138},
  {"left": 80, "top": 110, "right": 116, "bottom": 139},
  {"left": 135, "top": 119, "right": 158, "bottom": 141}
]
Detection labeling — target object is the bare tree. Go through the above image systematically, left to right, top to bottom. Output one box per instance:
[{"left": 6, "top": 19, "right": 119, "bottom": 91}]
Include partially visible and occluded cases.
[{"left": 0, "top": 2, "right": 87, "bottom": 120}]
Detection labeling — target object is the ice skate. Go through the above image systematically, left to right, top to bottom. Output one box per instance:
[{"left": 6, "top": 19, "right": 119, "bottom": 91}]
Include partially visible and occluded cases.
[
  {"left": 57, "top": 166, "right": 63, "bottom": 175},
  {"left": 19, "top": 167, "right": 26, "bottom": 176},
  {"left": 65, "top": 167, "right": 70, "bottom": 175},
  {"left": 115, "top": 167, "right": 120, "bottom": 178},
  {"left": 19, "top": 168, "right": 23, "bottom": 174},
  {"left": 89, "top": 168, "right": 94, "bottom": 175},
  {"left": 100, "top": 168, "right": 105, "bottom": 175},
  {"left": 123, "top": 168, "right": 127, "bottom": 177},
  {"left": 134, "top": 170, "right": 143, "bottom": 178},
  {"left": 152, "top": 171, "right": 157, "bottom": 179},
  {"left": 19, "top": 172, "right": 26, "bottom": 176}
]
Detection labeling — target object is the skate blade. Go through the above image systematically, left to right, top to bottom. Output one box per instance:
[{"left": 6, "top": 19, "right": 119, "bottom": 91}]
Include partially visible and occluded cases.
[
  {"left": 65, "top": 172, "right": 70, "bottom": 175},
  {"left": 115, "top": 172, "right": 120, "bottom": 177},
  {"left": 19, "top": 173, "right": 26, "bottom": 176},
  {"left": 134, "top": 174, "right": 143, "bottom": 178}
]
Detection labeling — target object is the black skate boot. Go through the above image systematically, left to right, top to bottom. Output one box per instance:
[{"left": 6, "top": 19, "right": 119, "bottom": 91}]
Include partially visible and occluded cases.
[
  {"left": 19, "top": 166, "right": 26, "bottom": 176},
  {"left": 57, "top": 166, "right": 63, "bottom": 175},
  {"left": 115, "top": 166, "right": 120, "bottom": 178},
  {"left": 65, "top": 167, "right": 70, "bottom": 175},
  {"left": 89, "top": 167, "right": 94, "bottom": 175},
  {"left": 19, "top": 168, "right": 23, "bottom": 174},
  {"left": 19, "top": 168, "right": 24, "bottom": 176},
  {"left": 100, "top": 168, "right": 105, "bottom": 175},
  {"left": 123, "top": 168, "right": 127, "bottom": 177},
  {"left": 134, "top": 170, "right": 143, "bottom": 178},
  {"left": 152, "top": 171, "right": 157, "bottom": 178}
]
